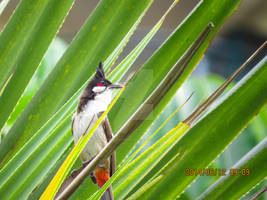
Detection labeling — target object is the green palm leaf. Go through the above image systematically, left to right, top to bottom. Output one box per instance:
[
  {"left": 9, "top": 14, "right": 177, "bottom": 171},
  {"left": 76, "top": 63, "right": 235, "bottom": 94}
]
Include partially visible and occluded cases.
[
  {"left": 0, "top": 0, "right": 154, "bottom": 166},
  {"left": 0, "top": 0, "right": 265, "bottom": 199},
  {"left": 0, "top": 0, "right": 75, "bottom": 132},
  {"left": 113, "top": 0, "right": 242, "bottom": 165},
  {"left": 144, "top": 58, "right": 267, "bottom": 200},
  {"left": 199, "top": 136, "right": 267, "bottom": 200}
]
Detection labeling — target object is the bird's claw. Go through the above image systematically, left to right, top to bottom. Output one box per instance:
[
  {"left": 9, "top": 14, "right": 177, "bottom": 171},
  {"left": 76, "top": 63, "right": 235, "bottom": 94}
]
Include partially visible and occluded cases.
[{"left": 71, "top": 169, "right": 79, "bottom": 178}]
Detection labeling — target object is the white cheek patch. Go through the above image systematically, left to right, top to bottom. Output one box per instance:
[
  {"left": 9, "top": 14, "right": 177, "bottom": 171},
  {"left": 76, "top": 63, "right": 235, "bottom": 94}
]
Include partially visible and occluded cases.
[{"left": 92, "top": 86, "right": 106, "bottom": 93}]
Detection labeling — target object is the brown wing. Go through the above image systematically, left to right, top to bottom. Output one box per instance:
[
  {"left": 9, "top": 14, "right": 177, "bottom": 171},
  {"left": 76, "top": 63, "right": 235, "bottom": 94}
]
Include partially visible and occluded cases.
[
  {"left": 97, "top": 112, "right": 116, "bottom": 176},
  {"left": 71, "top": 117, "right": 75, "bottom": 136},
  {"left": 103, "top": 117, "right": 116, "bottom": 176}
]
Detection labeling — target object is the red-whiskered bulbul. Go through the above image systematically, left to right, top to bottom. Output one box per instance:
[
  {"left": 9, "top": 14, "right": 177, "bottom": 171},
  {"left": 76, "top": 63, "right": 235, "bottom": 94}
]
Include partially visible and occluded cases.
[{"left": 72, "top": 62, "right": 122, "bottom": 200}]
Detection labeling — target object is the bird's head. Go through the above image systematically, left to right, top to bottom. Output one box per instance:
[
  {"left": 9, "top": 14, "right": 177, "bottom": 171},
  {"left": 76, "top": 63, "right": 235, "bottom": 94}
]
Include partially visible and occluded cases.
[
  {"left": 77, "top": 62, "right": 122, "bottom": 113},
  {"left": 91, "top": 62, "right": 122, "bottom": 94}
]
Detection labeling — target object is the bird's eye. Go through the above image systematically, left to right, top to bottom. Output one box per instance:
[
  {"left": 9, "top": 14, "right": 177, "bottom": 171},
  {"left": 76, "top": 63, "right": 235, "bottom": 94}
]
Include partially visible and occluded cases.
[{"left": 97, "top": 83, "right": 104, "bottom": 86}]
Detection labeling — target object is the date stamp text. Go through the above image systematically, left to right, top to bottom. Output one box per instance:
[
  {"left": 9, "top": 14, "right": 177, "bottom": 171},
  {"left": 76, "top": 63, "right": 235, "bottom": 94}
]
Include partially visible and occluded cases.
[{"left": 185, "top": 168, "right": 250, "bottom": 176}]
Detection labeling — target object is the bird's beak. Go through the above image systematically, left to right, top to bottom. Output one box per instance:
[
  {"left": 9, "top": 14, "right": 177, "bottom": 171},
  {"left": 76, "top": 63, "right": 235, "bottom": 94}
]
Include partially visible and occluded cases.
[{"left": 108, "top": 83, "right": 123, "bottom": 89}]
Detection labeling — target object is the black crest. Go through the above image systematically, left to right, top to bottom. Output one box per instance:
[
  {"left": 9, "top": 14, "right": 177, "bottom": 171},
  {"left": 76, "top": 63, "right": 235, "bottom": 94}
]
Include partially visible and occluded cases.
[
  {"left": 77, "top": 62, "right": 106, "bottom": 113},
  {"left": 95, "top": 62, "right": 105, "bottom": 79}
]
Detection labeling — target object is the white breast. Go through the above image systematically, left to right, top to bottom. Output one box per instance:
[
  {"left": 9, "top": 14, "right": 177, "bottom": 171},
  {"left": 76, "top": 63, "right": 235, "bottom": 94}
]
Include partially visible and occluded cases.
[{"left": 72, "top": 90, "right": 112, "bottom": 162}]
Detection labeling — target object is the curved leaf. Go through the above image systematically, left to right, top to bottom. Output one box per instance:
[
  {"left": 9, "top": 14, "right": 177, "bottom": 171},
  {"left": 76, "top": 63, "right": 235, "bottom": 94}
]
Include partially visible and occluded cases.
[
  {"left": 0, "top": 0, "right": 154, "bottom": 165},
  {"left": 0, "top": 0, "right": 75, "bottom": 132},
  {"left": 0, "top": 0, "right": 54, "bottom": 87},
  {"left": 108, "top": 0, "right": 179, "bottom": 83},
  {"left": 112, "top": 0, "right": 242, "bottom": 165},
  {"left": 145, "top": 58, "right": 267, "bottom": 199},
  {"left": 0, "top": 115, "right": 73, "bottom": 199},
  {"left": 113, "top": 123, "right": 189, "bottom": 199},
  {"left": 198, "top": 137, "right": 267, "bottom": 200}
]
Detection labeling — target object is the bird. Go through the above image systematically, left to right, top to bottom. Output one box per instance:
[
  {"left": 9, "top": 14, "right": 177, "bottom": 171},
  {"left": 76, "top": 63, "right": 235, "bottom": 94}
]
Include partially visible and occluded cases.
[{"left": 72, "top": 62, "right": 122, "bottom": 200}]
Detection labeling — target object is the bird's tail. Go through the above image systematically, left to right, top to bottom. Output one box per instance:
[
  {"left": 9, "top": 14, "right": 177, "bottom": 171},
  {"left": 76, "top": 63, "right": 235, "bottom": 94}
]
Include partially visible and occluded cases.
[
  {"left": 94, "top": 167, "right": 114, "bottom": 200},
  {"left": 100, "top": 187, "right": 113, "bottom": 200}
]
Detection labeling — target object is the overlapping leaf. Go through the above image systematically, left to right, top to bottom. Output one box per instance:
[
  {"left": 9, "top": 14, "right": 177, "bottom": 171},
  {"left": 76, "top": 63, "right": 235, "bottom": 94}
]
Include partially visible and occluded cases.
[
  {"left": 0, "top": 0, "right": 154, "bottom": 166},
  {"left": 0, "top": 0, "right": 75, "bottom": 132},
  {"left": 0, "top": 0, "right": 56, "bottom": 87},
  {"left": 0, "top": 0, "right": 264, "bottom": 199},
  {"left": 112, "top": 0, "right": 242, "bottom": 165},
  {"left": 0, "top": 10, "right": 165, "bottom": 197},
  {"left": 143, "top": 58, "right": 267, "bottom": 200},
  {"left": 90, "top": 93, "right": 191, "bottom": 200},
  {"left": 199, "top": 137, "right": 267, "bottom": 200}
]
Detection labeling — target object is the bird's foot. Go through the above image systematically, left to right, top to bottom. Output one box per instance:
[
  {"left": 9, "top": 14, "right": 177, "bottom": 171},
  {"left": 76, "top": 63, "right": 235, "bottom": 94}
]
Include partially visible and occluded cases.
[
  {"left": 82, "top": 155, "right": 96, "bottom": 166},
  {"left": 71, "top": 157, "right": 96, "bottom": 178},
  {"left": 82, "top": 160, "right": 91, "bottom": 167},
  {"left": 71, "top": 168, "right": 80, "bottom": 178}
]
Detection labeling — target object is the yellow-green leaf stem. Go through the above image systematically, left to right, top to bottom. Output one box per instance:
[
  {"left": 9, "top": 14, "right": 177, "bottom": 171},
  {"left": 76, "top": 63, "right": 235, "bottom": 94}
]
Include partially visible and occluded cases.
[{"left": 113, "top": 122, "right": 189, "bottom": 199}]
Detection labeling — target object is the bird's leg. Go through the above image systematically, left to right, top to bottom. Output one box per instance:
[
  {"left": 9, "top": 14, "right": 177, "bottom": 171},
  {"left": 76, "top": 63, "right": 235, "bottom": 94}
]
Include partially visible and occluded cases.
[
  {"left": 71, "top": 156, "right": 96, "bottom": 178},
  {"left": 82, "top": 159, "right": 92, "bottom": 166},
  {"left": 83, "top": 160, "right": 97, "bottom": 184},
  {"left": 71, "top": 167, "right": 84, "bottom": 178}
]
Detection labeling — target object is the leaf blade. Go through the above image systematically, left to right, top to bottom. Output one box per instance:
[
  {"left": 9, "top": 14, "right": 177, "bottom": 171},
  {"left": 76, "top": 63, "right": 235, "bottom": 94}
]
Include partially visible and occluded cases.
[
  {"left": 0, "top": 0, "right": 154, "bottom": 165},
  {"left": 0, "top": 0, "right": 75, "bottom": 133},
  {"left": 0, "top": 0, "right": 53, "bottom": 87},
  {"left": 111, "top": 0, "right": 242, "bottom": 165},
  {"left": 145, "top": 58, "right": 267, "bottom": 199},
  {"left": 198, "top": 137, "right": 267, "bottom": 200}
]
